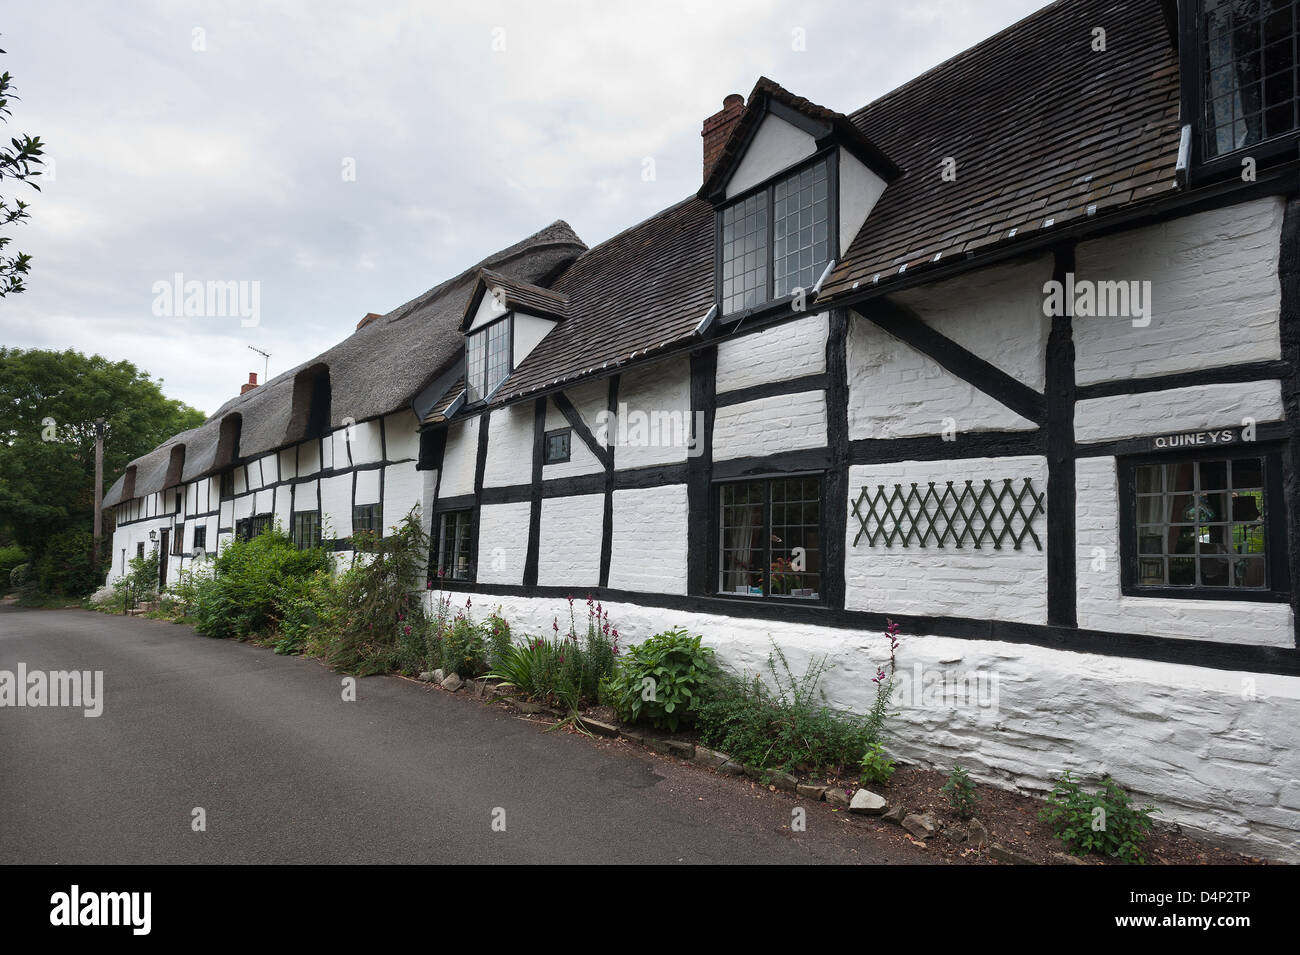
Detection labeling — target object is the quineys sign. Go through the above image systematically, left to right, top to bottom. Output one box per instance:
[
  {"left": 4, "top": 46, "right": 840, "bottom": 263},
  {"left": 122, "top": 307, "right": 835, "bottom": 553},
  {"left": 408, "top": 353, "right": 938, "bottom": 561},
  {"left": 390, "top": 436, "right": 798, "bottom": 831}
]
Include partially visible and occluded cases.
[{"left": 1146, "top": 426, "right": 1248, "bottom": 452}]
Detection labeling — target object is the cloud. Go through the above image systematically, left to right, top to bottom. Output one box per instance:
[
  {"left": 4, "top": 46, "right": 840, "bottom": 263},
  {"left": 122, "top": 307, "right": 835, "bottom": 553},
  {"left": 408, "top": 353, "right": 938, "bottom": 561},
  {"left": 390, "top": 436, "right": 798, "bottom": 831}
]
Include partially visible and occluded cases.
[{"left": 0, "top": 0, "right": 1050, "bottom": 418}]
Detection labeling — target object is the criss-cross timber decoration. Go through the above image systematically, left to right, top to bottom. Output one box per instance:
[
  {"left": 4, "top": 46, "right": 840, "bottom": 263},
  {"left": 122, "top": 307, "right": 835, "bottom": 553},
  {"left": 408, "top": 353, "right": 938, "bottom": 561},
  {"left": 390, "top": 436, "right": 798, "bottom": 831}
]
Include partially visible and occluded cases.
[{"left": 851, "top": 478, "right": 1046, "bottom": 550}]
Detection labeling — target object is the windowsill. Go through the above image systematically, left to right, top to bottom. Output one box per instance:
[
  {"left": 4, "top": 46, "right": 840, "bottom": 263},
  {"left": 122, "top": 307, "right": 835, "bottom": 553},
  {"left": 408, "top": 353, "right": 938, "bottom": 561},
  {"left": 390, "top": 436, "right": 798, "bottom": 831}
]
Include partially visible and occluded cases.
[
  {"left": 718, "top": 292, "right": 819, "bottom": 328},
  {"left": 1120, "top": 584, "right": 1289, "bottom": 603}
]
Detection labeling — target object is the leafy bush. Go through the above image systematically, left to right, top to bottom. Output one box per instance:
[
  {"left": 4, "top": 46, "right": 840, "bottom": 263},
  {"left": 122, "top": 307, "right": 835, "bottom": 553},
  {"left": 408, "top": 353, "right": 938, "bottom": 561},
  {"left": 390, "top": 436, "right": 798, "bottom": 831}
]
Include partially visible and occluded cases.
[
  {"left": 308, "top": 508, "right": 425, "bottom": 674},
  {"left": 193, "top": 526, "right": 332, "bottom": 641},
  {"left": 34, "top": 528, "right": 103, "bottom": 596},
  {"left": 0, "top": 544, "right": 28, "bottom": 593},
  {"left": 109, "top": 547, "right": 160, "bottom": 612},
  {"left": 9, "top": 561, "right": 30, "bottom": 589},
  {"left": 272, "top": 569, "right": 336, "bottom": 656},
  {"left": 486, "top": 599, "right": 620, "bottom": 712},
  {"left": 439, "top": 607, "right": 487, "bottom": 678},
  {"left": 484, "top": 609, "right": 513, "bottom": 669},
  {"left": 605, "top": 627, "right": 714, "bottom": 732},
  {"left": 489, "top": 636, "right": 570, "bottom": 707},
  {"left": 696, "top": 645, "right": 872, "bottom": 776},
  {"left": 859, "top": 742, "right": 896, "bottom": 785},
  {"left": 943, "top": 764, "right": 978, "bottom": 819},
  {"left": 1039, "top": 772, "right": 1159, "bottom": 863}
]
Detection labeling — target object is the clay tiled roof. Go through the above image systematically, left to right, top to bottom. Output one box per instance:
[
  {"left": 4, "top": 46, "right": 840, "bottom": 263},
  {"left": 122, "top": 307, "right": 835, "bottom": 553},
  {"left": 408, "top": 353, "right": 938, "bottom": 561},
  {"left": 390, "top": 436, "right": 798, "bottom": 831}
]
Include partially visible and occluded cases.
[
  {"left": 820, "top": 0, "right": 1180, "bottom": 299},
  {"left": 461, "top": 268, "right": 570, "bottom": 329}
]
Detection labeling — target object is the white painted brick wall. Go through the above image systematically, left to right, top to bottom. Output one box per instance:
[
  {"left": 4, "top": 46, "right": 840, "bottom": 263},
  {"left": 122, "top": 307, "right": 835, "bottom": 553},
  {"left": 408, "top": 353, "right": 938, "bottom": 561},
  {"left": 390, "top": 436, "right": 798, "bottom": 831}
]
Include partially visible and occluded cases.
[
  {"left": 1074, "top": 196, "right": 1284, "bottom": 386},
  {"left": 894, "top": 253, "right": 1052, "bottom": 391},
  {"left": 715, "top": 314, "right": 827, "bottom": 394},
  {"left": 847, "top": 316, "right": 1036, "bottom": 439},
  {"left": 613, "top": 357, "right": 692, "bottom": 469},
  {"left": 545, "top": 379, "right": 607, "bottom": 479},
  {"left": 1074, "top": 379, "right": 1284, "bottom": 443},
  {"left": 713, "top": 390, "right": 826, "bottom": 461},
  {"left": 484, "top": 401, "right": 534, "bottom": 487},
  {"left": 384, "top": 410, "right": 420, "bottom": 461},
  {"left": 440, "top": 417, "right": 479, "bottom": 498},
  {"left": 348, "top": 419, "right": 383, "bottom": 465},
  {"left": 298, "top": 440, "right": 321, "bottom": 476},
  {"left": 278, "top": 448, "right": 296, "bottom": 483},
  {"left": 1075, "top": 455, "right": 1293, "bottom": 646},
  {"left": 845, "top": 456, "right": 1050, "bottom": 624},
  {"left": 382, "top": 461, "right": 421, "bottom": 532},
  {"left": 354, "top": 468, "right": 380, "bottom": 506},
  {"left": 319, "top": 473, "right": 353, "bottom": 538},
  {"left": 293, "top": 480, "right": 318, "bottom": 511},
  {"left": 272, "top": 484, "right": 291, "bottom": 530},
  {"left": 608, "top": 484, "right": 688, "bottom": 595},
  {"left": 537, "top": 493, "right": 603, "bottom": 588},
  {"left": 476, "top": 502, "right": 531, "bottom": 585},
  {"left": 453, "top": 590, "right": 1300, "bottom": 862}
]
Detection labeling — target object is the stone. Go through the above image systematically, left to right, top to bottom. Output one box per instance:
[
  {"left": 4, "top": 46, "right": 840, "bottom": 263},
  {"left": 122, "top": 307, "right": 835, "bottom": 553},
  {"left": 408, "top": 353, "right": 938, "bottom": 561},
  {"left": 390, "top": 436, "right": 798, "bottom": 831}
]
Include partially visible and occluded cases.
[
  {"left": 431, "top": 669, "right": 445, "bottom": 683},
  {"left": 416, "top": 671, "right": 435, "bottom": 682},
  {"left": 440, "top": 672, "right": 463, "bottom": 692},
  {"left": 511, "top": 698, "right": 546, "bottom": 714},
  {"left": 582, "top": 718, "right": 619, "bottom": 737},
  {"left": 618, "top": 727, "right": 646, "bottom": 744},
  {"left": 645, "top": 737, "right": 674, "bottom": 755},
  {"left": 667, "top": 740, "right": 696, "bottom": 760},
  {"left": 694, "top": 747, "right": 728, "bottom": 770},
  {"left": 718, "top": 760, "right": 745, "bottom": 776},
  {"left": 770, "top": 771, "right": 798, "bottom": 793},
  {"left": 797, "top": 783, "right": 828, "bottom": 801},
  {"left": 825, "top": 788, "right": 852, "bottom": 809},
  {"left": 849, "top": 789, "right": 888, "bottom": 815},
  {"left": 882, "top": 805, "right": 908, "bottom": 824},
  {"left": 901, "top": 812, "right": 938, "bottom": 839},
  {"left": 968, "top": 818, "right": 990, "bottom": 848},
  {"left": 943, "top": 826, "right": 969, "bottom": 845},
  {"left": 988, "top": 844, "right": 1038, "bottom": 865},
  {"left": 1050, "top": 851, "right": 1087, "bottom": 865}
]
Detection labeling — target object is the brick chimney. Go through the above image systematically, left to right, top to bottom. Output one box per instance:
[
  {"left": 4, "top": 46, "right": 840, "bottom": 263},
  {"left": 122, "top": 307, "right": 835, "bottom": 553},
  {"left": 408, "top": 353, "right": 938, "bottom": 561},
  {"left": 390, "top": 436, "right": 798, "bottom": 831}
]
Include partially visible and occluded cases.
[
  {"left": 702, "top": 93, "right": 745, "bottom": 183},
  {"left": 356, "top": 311, "right": 382, "bottom": 331},
  {"left": 240, "top": 372, "right": 258, "bottom": 395}
]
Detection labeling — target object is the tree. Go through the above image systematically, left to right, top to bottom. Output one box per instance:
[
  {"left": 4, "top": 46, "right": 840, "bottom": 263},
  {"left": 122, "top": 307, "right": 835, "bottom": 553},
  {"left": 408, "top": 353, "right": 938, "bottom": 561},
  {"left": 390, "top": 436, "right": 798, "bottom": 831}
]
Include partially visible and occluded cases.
[
  {"left": 0, "top": 35, "right": 44, "bottom": 296},
  {"left": 0, "top": 348, "right": 206, "bottom": 557}
]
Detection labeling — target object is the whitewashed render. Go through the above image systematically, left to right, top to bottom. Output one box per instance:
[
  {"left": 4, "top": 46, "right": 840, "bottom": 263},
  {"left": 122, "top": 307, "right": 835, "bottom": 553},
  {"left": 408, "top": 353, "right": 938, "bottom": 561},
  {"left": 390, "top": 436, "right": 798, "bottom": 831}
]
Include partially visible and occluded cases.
[{"left": 103, "top": 16, "right": 1300, "bottom": 861}]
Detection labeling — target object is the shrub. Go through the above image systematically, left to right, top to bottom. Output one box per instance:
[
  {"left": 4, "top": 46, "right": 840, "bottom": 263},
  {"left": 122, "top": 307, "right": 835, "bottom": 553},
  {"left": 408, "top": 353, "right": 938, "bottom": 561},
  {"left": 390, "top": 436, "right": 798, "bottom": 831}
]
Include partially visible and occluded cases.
[
  {"left": 193, "top": 526, "right": 332, "bottom": 641},
  {"left": 34, "top": 529, "right": 103, "bottom": 596},
  {"left": 0, "top": 544, "right": 28, "bottom": 593},
  {"left": 110, "top": 548, "right": 160, "bottom": 612},
  {"left": 9, "top": 562, "right": 30, "bottom": 589},
  {"left": 272, "top": 569, "right": 336, "bottom": 656},
  {"left": 485, "top": 600, "right": 619, "bottom": 713},
  {"left": 440, "top": 607, "right": 487, "bottom": 678},
  {"left": 484, "top": 609, "right": 513, "bottom": 669},
  {"left": 605, "top": 627, "right": 715, "bottom": 732},
  {"left": 489, "top": 636, "right": 571, "bottom": 707},
  {"left": 696, "top": 645, "right": 872, "bottom": 776},
  {"left": 859, "top": 741, "right": 896, "bottom": 785},
  {"left": 943, "top": 764, "right": 978, "bottom": 819},
  {"left": 1039, "top": 772, "right": 1159, "bottom": 864}
]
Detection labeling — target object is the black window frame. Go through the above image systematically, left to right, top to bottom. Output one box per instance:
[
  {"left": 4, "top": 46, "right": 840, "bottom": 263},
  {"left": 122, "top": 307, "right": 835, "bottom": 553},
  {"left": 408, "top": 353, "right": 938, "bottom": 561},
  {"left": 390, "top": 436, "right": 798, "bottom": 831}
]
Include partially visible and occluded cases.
[
  {"left": 1180, "top": 0, "right": 1300, "bottom": 183},
  {"left": 714, "top": 149, "right": 839, "bottom": 324},
  {"left": 464, "top": 312, "right": 514, "bottom": 406},
  {"left": 543, "top": 427, "right": 572, "bottom": 465},
  {"left": 1118, "top": 444, "right": 1289, "bottom": 602},
  {"left": 219, "top": 469, "right": 235, "bottom": 500},
  {"left": 710, "top": 471, "right": 826, "bottom": 603},
  {"left": 352, "top": 502, "right": 382, "bottom": 546},
  {"left": 435, "top": 508, "right": 475, "bottom": 582},
  {"left": 291, "top": 510, "right": 321, "bottom": 551},
  {"left": 172, "top": 524, "right": 185, "bottom": 556},
  {"left": 192, "top": 524, "right": 207, "bottom": 557}
]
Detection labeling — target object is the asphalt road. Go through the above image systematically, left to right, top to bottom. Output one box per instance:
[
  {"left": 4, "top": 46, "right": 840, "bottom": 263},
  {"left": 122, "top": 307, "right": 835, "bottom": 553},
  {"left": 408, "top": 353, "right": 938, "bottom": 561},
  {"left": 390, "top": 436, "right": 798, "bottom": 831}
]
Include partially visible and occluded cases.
[{"left": 0, "top": 604, "right": 932, "bottom": 864}]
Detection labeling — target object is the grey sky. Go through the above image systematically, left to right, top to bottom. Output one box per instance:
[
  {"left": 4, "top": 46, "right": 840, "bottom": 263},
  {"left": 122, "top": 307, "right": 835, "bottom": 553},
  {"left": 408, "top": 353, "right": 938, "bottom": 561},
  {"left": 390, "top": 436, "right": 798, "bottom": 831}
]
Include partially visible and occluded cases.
[{"left": 2, "top": 0, "right": 1050, "bottom": 417}]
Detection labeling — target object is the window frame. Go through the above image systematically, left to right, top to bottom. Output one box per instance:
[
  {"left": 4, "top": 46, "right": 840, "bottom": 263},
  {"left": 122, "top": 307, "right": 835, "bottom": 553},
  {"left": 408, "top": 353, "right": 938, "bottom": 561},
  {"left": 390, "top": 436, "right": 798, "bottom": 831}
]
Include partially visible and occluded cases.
[
  {"left": 1180, "top": 0, "right": 1300, "bottom": 183},
  {"left": 714, "top": 149, "right": 839, "bottom": 323},
  {"left": 464, "top": 312, "right": 514, "bottom": 405},
  {"left": 543, "top": 427, "right": 572, "bottom": 465},
  {"left": 1118, "top": 444, "right": 1289, "bottom": 602},
  {"left": 709, "top": 471, "right": 826, "bottom": 604},
  {"left": 352, "top": 502, "right": 382, "bottom": 542},
  {"left": 435, "top": 508, "right": 475, "bottom": 582},
  {"left": 292, "top": 510, "right": 321, "bottom": 551},
  {"left": 172, "top": 524, "right": 185, "bottom": 556},
  {"left": 192, "top": 524, "right": 207, "bottom": 557}
]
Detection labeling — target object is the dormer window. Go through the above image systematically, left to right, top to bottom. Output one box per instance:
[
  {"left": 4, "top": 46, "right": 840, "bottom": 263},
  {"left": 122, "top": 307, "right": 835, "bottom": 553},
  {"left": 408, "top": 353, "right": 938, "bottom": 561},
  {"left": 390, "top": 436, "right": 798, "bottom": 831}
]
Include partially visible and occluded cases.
[
  {"left": 1185, "top": 0, "right": 1298, "bottom": 171},
  {"left": 721, "top": 155, "right": 833, "bottom": 317},
  {"left": 465, "top": 315, "right": 511, "bottom": 403}
]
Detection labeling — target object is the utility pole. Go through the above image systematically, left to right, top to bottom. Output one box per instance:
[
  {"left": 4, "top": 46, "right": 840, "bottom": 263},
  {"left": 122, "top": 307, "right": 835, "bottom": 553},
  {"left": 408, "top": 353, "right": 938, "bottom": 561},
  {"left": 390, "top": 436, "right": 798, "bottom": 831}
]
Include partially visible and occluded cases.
[{"left": 93, "top": 417, "right": 104, "bottom": 581}]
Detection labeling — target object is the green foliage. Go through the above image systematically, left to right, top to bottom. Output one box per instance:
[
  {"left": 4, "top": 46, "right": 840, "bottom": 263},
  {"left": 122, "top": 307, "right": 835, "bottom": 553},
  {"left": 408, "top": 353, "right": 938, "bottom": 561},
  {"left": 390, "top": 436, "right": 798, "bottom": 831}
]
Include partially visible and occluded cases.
[
  {"left": 0, "top": 48, "right": 45, "bottom": 297},
  {"left": 0, "top": 349, "right": 205, "bottom": 560},
  {"left": 308, "top": 508, "right": 426, "bottom": 674},
  {"left": 192, "top": 526, "right": 331, "bottom": 642},
  {"left": 33, "top": 528, "right": 102, "bottom": 595},
  {"left": 0, "top": 543, "right": 27, "bottom": 592},
  {"left": 107, "top": 547, "right": 159, "bottom": 612},
  {"left": 8, "top": 561, "right": 29, "bottom": 588},
  {"left": 271, "top": 569, "right": 335, "bottom": 656},
  {"left": 485, "top": 600, "right": 620, "bottom": 713},
  {"left": 439, "top": 608, "right": 487, "bottom": 678},
  {"left": 484, "top": 609, "right": 512, "bottom": 669},
  {"left": 605, "top": 627, "right": 714, "bottom": 732},
  {"left": 488, "top": 637, "right": 570, "bottom": 707},
  {"left": 696, "top": 645, "right": 873, "bottom": 776},
  {"left": 859, "top": 742, "right": 896, "bottom": 785},
  {"left": 942, "top": 764, "right": 978, "bottom": 820},
  {"left": 1039, "top": 772, "right": 1159, "bottom": 864}
]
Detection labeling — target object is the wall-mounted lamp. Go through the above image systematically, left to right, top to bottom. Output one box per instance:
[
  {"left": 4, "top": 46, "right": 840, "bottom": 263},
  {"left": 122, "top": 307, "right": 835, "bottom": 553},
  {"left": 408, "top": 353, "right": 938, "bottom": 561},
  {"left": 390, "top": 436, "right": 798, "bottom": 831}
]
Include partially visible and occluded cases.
[{"left": 148, "top": 529, "right": 157, "bottom": 543}]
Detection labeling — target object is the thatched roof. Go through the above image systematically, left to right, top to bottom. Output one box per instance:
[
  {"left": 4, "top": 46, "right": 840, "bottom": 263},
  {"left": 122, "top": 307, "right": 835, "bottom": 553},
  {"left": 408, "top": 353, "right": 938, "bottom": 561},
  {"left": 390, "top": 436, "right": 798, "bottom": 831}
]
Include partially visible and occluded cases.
[{"left": 104, "top": 220, "right": 585, "bottom": 507}]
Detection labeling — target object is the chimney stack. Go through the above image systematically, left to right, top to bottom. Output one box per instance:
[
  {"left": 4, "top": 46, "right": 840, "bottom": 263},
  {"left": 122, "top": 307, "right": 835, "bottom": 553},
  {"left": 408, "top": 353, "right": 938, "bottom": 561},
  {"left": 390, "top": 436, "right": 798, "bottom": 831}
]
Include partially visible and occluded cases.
[
  {"left": 702, "top": 93, "right": 745, "bottom": 183},
  {"left": 356, "top": 311, "right": 382, "bottom": 331},
  {"left": 240, "top": 372, "right": 258, "bottom": 395}
]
